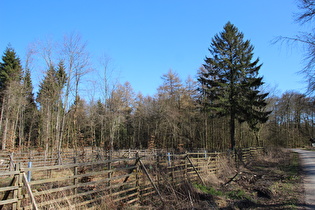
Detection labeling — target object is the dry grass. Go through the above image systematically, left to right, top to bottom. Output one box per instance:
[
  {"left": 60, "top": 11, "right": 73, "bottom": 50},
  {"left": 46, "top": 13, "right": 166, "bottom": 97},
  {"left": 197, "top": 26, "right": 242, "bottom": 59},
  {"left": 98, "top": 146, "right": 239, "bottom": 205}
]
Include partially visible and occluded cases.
[
  {"left": 0, "top": 148, "right": 304, "bottom": 209},
  {"left": 137, "top": 148, "right": 305, "bottom": 209},
  {"left": 218, "top": 148, "right": 305, "bottom": 209},
  {"left": 215, "top": 154, "right": 237, "bottom": 183}
]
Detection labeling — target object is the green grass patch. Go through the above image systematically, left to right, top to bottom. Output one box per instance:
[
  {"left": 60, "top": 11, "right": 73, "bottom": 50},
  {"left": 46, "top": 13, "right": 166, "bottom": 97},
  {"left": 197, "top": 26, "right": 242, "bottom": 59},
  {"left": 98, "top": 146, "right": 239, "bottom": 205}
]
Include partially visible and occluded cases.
[
  {"left": 279, "top": 152, "right": 301, "bottom": 179},
  {"left": 193, "top": 183, "right": 223, "bottom": 196},
  {"left": 193, "top": 183, "right": 252, "bottom": 201},
  {"left": 226, "top": 189, "right": 249, "bottom": 200}
]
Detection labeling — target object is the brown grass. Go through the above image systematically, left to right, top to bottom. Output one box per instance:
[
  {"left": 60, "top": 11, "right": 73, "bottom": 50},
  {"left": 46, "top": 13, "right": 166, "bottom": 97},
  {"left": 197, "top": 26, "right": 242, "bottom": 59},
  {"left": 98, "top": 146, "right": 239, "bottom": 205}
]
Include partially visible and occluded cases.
[
  {"left": 0, "top": 148, "right": 304, "bottom": 209},
  {"left": 134, "top": 148, "right": 305, "bottom": 209}
]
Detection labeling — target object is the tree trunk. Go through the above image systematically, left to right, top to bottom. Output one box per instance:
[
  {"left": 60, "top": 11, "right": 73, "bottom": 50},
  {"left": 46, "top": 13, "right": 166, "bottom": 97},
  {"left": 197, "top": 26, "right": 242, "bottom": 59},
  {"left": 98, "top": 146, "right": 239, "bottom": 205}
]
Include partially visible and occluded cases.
[
  {"left": 0, "top": 98, "right": 5, "bottom": 149},
  {"left": 230, "top": 112, "right": 236, "bottom": 150},
  {"left": 2, "top": 117, "right": 8, "bottom": 150}
]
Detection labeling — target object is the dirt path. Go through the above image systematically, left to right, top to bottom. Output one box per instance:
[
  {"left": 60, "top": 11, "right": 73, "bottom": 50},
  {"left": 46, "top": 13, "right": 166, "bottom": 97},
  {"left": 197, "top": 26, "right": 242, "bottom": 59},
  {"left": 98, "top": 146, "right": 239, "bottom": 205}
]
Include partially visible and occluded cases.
[{"left": 292, "top": 149, "right": 315, "bottom": 209}]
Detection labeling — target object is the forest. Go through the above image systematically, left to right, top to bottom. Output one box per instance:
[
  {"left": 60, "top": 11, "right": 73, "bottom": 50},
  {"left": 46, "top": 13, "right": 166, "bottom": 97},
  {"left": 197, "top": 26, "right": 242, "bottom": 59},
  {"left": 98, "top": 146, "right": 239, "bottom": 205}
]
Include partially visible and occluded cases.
[{"left": 2, "top": 11, "right": 315, "bottom": 152}]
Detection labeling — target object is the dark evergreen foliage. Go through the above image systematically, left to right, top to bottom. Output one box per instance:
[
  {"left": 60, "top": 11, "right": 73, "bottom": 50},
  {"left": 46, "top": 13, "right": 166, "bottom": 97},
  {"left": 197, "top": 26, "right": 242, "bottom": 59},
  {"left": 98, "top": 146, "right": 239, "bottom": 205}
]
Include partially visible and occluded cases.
[
  {"left": 198, "top": 22, "right": 270, "bottom": 150},
  {"left": 0, "top": 46, "right": 23, "bottom": 93},
  {"left": 37, "top": 61, "right": 67, "bottom": 107},
  {"left": 23, "top": 66, "right": 38, "bottom": 147}
]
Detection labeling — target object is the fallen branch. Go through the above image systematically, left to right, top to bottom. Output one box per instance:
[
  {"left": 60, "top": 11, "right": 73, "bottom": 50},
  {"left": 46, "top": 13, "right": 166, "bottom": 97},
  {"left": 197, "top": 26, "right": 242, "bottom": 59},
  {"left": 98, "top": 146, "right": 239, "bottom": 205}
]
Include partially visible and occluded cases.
[{"left": 224, "top": 171, "right": 241, "bottom": 186}]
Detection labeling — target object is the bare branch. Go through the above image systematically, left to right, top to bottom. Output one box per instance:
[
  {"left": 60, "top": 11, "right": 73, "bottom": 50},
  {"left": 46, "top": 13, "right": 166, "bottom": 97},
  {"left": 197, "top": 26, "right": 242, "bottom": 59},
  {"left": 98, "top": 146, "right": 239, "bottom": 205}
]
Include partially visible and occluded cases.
[{"left": 296, "top": 0, "right": 315, "bottom": 24}]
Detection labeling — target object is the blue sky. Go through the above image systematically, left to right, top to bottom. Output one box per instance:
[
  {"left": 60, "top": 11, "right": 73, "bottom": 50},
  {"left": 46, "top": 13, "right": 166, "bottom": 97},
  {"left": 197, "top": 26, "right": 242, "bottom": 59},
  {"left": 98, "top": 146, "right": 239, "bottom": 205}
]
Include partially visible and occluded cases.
[{"left": 0, "top": 0, "right": 309, "bottom": 98}]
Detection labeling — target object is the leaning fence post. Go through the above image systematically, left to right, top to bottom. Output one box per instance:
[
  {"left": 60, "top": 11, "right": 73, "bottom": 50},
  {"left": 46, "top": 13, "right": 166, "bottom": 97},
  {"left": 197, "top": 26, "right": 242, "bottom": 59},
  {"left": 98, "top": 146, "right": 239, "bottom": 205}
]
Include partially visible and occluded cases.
[
  {"left": 186, "top": 155, "right": 205, "bottom": 185},
  {"left": 139, "top": 159, "right": 164, "bottom": 204},
  {"left": 22, "top": 172, "right": 38, "bottom": 210}
]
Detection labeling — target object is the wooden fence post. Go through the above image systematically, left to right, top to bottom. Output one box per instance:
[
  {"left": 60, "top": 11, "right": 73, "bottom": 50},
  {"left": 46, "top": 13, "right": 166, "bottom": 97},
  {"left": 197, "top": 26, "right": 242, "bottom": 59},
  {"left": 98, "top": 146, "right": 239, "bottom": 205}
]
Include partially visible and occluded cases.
[
  {"left": 44, "top": 149, "right": 47, "bottom": 166},
  {"left": 28, "top": 150, "right": 33, "bottom": 165},
  {"left": 108, "top": 150, "right": 112, "bottom": 195},
  {"left": 57, "top": 151, "right": 62, "bottom": 165},
  {"left": 135, "top": 152, "right": 140, "bottom": 202},
  {"left": 156, "top": 152, "right": 160, "bottom": 185},
  {"left": 184, "top": 152, "right": 188, "bottom": 180},
  {"left": 215, "top": 152, "right": 219, "bottom": 173},
  {"left": 9, "top": 153, "right": 14, "bottom": 172},
  {"left": 171, "top": 154, "right": 175, "bottom": 183},
  {"left": 73, "top": 157, "right": 78, "bottom": 196},
  {"left": 10, "top": 163, "right": 18, "bottom": 210},
  {"left": 16, "top": 163, "right": 23, "bottom": 210}
]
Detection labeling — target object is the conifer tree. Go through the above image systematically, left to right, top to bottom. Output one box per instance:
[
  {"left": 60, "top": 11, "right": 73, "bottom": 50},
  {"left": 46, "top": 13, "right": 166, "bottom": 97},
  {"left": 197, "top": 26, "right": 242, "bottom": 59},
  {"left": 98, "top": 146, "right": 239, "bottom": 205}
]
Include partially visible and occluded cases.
[
  {"left": 198, "top": 22, "right": 270, "bottom": 150},
  {"left": 0, "top": 46, "right": 23, "bottom": 95},
  {"left": 0, "top": 46, "right": 24, "bottom": 149},
  {"left": 37, "top": 61, "right": 67, "bottom": 149},
  {"left": 22, "top": 67, "right": 38, "bottom": 147}
]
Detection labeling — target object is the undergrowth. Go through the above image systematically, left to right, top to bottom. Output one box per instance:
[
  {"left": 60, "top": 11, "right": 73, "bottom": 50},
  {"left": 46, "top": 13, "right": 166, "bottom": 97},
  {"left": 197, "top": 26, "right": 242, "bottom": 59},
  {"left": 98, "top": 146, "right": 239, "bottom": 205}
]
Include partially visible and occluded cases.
[
  {"left": 177, "top": 148, "right": 304, "bottom": 209},
  {"left": 193, "top": 183, "right": 223, "bottom": 196}
]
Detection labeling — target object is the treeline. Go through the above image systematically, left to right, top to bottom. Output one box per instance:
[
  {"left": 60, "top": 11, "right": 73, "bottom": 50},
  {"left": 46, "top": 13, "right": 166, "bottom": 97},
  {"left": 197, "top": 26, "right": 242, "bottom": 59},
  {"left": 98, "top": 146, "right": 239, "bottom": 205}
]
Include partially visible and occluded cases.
[
  {"left": 0, "top": 33, "right": 313, "bottom": 152},
  {"left": 266, "top": 91, "right": 315, "bottom": 147}
]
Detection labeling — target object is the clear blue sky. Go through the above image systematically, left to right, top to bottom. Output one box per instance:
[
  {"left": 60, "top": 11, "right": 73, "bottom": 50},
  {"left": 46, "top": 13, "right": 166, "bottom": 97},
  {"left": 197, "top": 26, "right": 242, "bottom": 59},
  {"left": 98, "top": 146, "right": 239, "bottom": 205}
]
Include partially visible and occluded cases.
[{"left": 0, "top": 0, "right": 308, "bottom": 98}]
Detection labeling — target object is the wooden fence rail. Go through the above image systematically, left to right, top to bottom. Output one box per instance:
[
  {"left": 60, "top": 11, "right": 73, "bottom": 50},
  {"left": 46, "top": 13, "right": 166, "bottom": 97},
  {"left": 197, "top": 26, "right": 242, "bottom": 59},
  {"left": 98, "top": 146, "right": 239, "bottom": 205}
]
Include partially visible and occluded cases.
[{"left": 0, "top": 147, "right": 264, "bottom": 209}]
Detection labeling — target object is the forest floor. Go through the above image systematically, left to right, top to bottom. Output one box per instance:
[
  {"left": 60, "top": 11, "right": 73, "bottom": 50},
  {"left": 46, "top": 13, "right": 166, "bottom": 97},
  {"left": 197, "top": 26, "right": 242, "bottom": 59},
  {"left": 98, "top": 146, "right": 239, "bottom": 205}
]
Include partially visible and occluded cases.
[
  {"left": 141, "top": 148, "right": 306, "bottom": 209},
  {"left": 211, "top": 148, "right": 306, "bottom": 209}
]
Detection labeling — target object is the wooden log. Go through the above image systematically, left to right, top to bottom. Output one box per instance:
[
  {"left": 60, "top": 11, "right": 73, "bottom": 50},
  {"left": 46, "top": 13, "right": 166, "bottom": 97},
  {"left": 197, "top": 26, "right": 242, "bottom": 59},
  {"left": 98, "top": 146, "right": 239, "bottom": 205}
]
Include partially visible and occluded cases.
[
  {"left": 186, "top": 156, "right": 205, "bottom": 185},
  {"left": 139, "top": 159, "right": 164, "bottom": 204},
  {"left": 22, "top": 173, "right": 38, "bottom": 210}
]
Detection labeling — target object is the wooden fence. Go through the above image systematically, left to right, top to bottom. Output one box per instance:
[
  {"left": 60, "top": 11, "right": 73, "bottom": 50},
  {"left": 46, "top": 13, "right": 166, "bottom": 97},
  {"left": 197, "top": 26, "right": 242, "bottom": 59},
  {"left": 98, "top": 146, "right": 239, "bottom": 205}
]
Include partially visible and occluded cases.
[{"left": 0, "top": 147, "right": 263, "bottom": 209}]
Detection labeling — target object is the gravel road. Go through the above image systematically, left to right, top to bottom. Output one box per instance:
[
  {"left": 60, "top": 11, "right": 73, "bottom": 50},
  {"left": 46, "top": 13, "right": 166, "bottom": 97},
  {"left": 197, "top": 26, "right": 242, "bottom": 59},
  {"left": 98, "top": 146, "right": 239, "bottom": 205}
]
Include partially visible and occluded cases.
[{"left": 292, "top": 149, "right": 315, "bottom": 209}]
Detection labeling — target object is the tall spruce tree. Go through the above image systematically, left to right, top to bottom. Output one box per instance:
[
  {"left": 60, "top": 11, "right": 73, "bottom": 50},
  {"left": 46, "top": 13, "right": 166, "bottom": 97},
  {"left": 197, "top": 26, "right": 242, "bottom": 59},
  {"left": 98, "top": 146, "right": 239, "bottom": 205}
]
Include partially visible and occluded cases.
[
  {"left": 198, "top": 22, "right": 270, "bottom": 150},
  {"left": 0, "top": 46, "right": 23, "bottom": 94},
  {"left": 0, "top": 46, "right": 24, "bottom": 149},
  {"left": 37, "top": 61, "right": 67, "bottom": 148},
  {"left": 22, "top": 67, "right": 38, "bottom": 147}
]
